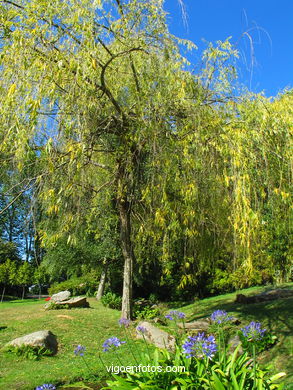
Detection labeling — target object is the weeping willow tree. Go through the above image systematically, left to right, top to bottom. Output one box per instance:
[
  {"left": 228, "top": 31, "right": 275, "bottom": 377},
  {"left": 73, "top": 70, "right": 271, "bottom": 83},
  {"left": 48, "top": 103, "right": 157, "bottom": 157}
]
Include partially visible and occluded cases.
[
  {"left": 0, "top": 0, "right": 202, "bottom": 317},
  {"left": 0, "top": 0, "right": 291, "bottom": 311},
  {"left": 134, "top": 41, "right": 292, "bottom": 295}
]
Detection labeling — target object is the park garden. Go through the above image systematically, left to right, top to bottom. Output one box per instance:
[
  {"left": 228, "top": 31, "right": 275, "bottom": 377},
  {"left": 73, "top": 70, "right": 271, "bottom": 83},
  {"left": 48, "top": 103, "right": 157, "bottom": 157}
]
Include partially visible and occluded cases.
[{"left": 0, "top": 0, "right": 292, "bottom": 389}]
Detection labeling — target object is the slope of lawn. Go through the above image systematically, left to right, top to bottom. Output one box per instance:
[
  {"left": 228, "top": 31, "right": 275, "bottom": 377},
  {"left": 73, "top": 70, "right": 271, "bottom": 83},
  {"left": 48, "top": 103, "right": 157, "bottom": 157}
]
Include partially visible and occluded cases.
[
  {"left": 173, "top": 283, "right": 293, "bottom": 388},
  {"left": 0, "top": 284, "right": 293, "bottom": 389},
  {"left": 0, "top": 298, "right": 144, "bottom": 390}
]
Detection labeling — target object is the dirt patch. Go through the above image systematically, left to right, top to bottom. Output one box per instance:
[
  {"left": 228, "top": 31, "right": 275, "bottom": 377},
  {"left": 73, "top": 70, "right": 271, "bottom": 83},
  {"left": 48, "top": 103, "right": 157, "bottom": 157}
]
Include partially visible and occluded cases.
[{"left": 56, "top": 315, "right": 74, "bottom": 320}]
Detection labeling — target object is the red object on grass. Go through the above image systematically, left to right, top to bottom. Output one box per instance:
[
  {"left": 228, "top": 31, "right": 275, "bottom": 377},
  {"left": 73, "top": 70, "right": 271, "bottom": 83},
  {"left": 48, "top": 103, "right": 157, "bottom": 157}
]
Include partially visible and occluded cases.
[{"left": 45, "top": 297, "right": 51, "bottom": 301}]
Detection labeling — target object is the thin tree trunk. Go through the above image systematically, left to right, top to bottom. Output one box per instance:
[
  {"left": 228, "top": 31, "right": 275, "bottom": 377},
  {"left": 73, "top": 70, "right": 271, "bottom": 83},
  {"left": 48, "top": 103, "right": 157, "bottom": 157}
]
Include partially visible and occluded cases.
[
  {"left": 118, "top": 197, "right": 134, "bottom": 320},
  {"left": 96, "top": 259, "right": 108, "bottom": 300},
  {"left": 1, "top": 286, "right": 5, "bottom": 303},
  {"left": 22, "top": 286, "right": 25, "bottom": 300}
]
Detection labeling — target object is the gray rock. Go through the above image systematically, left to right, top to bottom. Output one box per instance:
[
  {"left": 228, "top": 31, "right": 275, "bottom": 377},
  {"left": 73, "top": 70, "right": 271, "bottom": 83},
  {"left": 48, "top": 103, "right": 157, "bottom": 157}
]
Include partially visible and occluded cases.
[
  {"left": 51, "top": 290, "right": 71, "bottom": 302},
  {"left": 45, "top": 296, "right": 89, "bottom": 309},
  {"left": 57, "top": 296, "right": 89, "bottom": 308},
  {"left": 178, "top": 318, "right": 210, "bottom": 331},
  {"left": 136, "top": 321, "right": 175, "bottom": 351},
  {"left": 6, "top": 330, "right": 58, "bottom": 355},
  {"left": 228, "top": 334, "right": 243, "bottom": 355}
]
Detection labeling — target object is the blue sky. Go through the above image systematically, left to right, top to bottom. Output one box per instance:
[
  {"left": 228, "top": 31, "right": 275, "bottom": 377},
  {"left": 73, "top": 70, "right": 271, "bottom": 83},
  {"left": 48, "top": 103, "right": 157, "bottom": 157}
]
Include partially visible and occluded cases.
[{"left": 164, "top": 0, "right": 292, "bottom": 97}]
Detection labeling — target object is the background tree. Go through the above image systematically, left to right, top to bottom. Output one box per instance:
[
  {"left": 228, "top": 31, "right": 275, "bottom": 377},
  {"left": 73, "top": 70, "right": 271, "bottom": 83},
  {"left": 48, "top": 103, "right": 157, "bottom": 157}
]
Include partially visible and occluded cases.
[{"left": 17, "top": 261, "right": 33, "bottom": 299}]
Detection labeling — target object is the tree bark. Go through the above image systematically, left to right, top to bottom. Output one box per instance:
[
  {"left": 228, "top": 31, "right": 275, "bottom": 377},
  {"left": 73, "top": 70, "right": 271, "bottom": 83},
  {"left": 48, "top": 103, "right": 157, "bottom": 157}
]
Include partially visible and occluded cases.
[
  {"left": 118, "top": 197, "right": 134, "bottom": 320},
  {"left": 96, "top": 259, "right": 108, "bottom": 300},
  {"left": 1, "top": 286, "right": 5, "bottom": 303}
]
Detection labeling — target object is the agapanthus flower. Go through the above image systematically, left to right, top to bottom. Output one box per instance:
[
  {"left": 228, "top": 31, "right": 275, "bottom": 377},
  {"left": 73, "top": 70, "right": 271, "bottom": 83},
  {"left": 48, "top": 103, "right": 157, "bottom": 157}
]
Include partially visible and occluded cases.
[
  {"left": 165, "top": 310, "right": 186, "bottom": 320},
  {"left": 211, "top": 310, "right": 233, "bottom": 324},
  {"left": 119, "top": 318, "right": 130, "bottom": 328},
  {"left": 241, "top": 321, "right": 266, "bottom": 341},
  {"left": 136, "top": 325, "right": 147, "bottom": 334},
  {"left": 182, "top": 332, "right": 217, "bottom": 360},
  {"left": 102, "top": 337, "right": 126, "bottom": 352},
  {"left": 74, "top": 344, "right": 86, "bottom": 356},
  {"left": 35, "top": 384, "right": 56, "bottom": 390}
]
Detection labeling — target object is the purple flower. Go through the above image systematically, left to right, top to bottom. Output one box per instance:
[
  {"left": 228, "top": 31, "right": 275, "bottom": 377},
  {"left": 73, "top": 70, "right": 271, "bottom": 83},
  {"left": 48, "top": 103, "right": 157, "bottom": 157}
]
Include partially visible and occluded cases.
[
  {"left": 165, "top": 310, "right": 186, "bottom": 320},
  {"left": 211, "top": 310, "right": 233, "bottom": 324},
  {"left": 119, "top": 318, "right": 130, "bottom": 328},
  {"left": 241, "top": 321, "right": 266, "bottom": 341},
  {"left": 136, "top": 325, "right": 147, "bottom": 334},
  {"left": 182, "top": 332, "right": 217, "bottom": 360},
  {"left": 102, "top": 337, "right": 126, "bottom": 352},
  {"left": 74, "top": 344, "right": 86, "bottom": 356},
  {"left": 35, "top": 385, "right": 56, "bottom": 390}
]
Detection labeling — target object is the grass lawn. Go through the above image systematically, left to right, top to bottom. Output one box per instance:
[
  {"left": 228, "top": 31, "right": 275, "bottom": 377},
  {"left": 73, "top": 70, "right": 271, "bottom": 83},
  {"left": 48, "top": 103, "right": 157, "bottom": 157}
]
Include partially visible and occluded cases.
[
  {"left": 174, "top": 283, "right": 293, "bottom": 388},
  {"left": 0, "top": 284, "right": 293, "bottom": 389},
  {"left": 0, "top": 298, "right": 145, "bottom": 390}
]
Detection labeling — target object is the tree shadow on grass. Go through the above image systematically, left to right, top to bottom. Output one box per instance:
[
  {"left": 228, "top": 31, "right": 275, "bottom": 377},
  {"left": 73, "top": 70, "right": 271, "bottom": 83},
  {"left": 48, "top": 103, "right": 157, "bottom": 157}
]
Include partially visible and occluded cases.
[{"left": 188, "top": 296, "right": 293, "bottom": 336}]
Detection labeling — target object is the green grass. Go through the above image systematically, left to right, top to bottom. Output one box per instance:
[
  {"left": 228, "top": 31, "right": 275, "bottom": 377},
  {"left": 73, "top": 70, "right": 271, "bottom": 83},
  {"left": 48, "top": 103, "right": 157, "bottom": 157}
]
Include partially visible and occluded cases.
[
  {"left": 173, "top": 283, "right": 293, "bottom": 388},
  {"left": 1, "top": 284, "right": 293, "bottom": 389},
  {"left": 0, "top": 298, "right": 146, "bottom": 390}
]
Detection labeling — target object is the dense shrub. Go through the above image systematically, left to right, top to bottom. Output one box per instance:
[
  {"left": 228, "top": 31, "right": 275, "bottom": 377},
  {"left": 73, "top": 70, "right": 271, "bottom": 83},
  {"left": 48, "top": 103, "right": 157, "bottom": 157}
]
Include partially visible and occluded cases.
[
  {"left": 48, "top": 274, "right": 99, "bottom": 296},
  {"left": 101, "top": 292, "right": 122, "bottom": 310},
  {"left": 133, "top": 298, "right": 161, "bottom": 320}
]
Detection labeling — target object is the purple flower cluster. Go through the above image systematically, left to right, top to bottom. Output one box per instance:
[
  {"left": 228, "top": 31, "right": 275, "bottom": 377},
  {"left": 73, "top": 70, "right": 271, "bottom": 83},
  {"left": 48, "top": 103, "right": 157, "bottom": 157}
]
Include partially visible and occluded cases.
[
  {"left": 165, "top": 310, "right": 186, "bottom": 320},
  {"left": 211, "top": 310, "right": 233, "bottom": 324},
  {"left": 119, "top": 318, "right": 131, "bottom": 328},
  {"left": 241, "top": 321, "right": 266, "bottom": 341},
  {"left": 136, "top": 325, "right": 147, "bottom": 334},
  {"left": 182, "top": 332, "right": 217, "bottom": 360},
  {"left": 102, "top": 337, "right": 126, "bottom": 352},
  {"left": 74, "top": 344, "right": 86, "bottom": 356},
  {"left": 35, "top": 385, "right": 56, "bottom": 390}
]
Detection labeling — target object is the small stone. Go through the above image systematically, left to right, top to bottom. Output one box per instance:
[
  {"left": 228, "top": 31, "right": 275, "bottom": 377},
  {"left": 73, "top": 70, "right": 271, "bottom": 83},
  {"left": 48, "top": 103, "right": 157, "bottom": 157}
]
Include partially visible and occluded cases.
[{"left": 6, "top": 330, "right": 58, "bottom": 355}]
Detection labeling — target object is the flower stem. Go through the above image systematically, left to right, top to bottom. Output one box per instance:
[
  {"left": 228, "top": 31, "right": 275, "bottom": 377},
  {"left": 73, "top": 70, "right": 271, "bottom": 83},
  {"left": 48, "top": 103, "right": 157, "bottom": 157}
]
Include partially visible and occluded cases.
[
  {"left": 123, "top": 327, "right": 139, "bottom": 365},
  {"left": 142, "top": 334, "right": 152, "bottom": 361},
  {"left": 252, "top": 343, "right": 256, "bottom": 389}
]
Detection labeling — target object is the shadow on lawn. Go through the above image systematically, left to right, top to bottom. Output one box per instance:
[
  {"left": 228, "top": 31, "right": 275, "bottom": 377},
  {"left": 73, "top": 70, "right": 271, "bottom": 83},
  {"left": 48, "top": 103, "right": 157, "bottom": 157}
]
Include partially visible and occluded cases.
[{"left": 189, "top": 297, "right": 293, "bottom": 334}]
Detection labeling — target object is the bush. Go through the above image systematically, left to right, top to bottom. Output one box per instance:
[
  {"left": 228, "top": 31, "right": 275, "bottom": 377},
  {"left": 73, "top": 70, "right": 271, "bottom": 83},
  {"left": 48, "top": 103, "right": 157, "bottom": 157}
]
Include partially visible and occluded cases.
[
  {"left": 48, "top": 274, "right": 99, "bottom": 296},
  {"left": 101, "top": 292, "right": 122, "bottom": 310},
  {"left": 133, "top": 298, "right": 161, "bottom": 319},
  {"left": 3, "top": 345, "right": 52, "bottom": 360}
]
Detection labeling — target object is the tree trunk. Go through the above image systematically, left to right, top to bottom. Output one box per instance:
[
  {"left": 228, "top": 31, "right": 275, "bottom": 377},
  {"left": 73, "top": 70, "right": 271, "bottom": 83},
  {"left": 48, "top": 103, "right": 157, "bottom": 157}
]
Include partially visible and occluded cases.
[
  {"left": 118, "top": 197, "right": 134, "bottom": 320},
  {"left": 96, "top": 259, "right": 108, "bottom": 300},
  {"left": 1, "top": 286, "right": 5, "bottom": 303},
  {"left": 22, "top": 286, "right": 25, "bottom": 300}
]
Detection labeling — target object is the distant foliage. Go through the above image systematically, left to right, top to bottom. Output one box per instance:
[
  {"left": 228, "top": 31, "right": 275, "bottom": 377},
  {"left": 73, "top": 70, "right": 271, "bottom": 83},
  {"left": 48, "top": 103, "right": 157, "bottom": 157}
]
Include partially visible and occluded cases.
[{"left": 48, "top": 273, "right": 99, "bottom": 297}]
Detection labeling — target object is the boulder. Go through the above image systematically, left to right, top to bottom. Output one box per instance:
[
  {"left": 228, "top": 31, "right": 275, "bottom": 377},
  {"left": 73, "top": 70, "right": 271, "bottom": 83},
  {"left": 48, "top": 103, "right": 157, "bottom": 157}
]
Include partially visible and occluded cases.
[
  {"left": 51, "top": 290, "right": 71, "bottom": 302},
  {"left": 45, "top": 296, "right": 89, "bottom": 309},
  {"left": 57, "top": 296, "right": 89, "bottom": 308},
  {"left": 136, "top": 321, "right": 175, "bottom": 350},
  {"left": 6, "top": 330, "right": 58, "bottom": 355}
]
